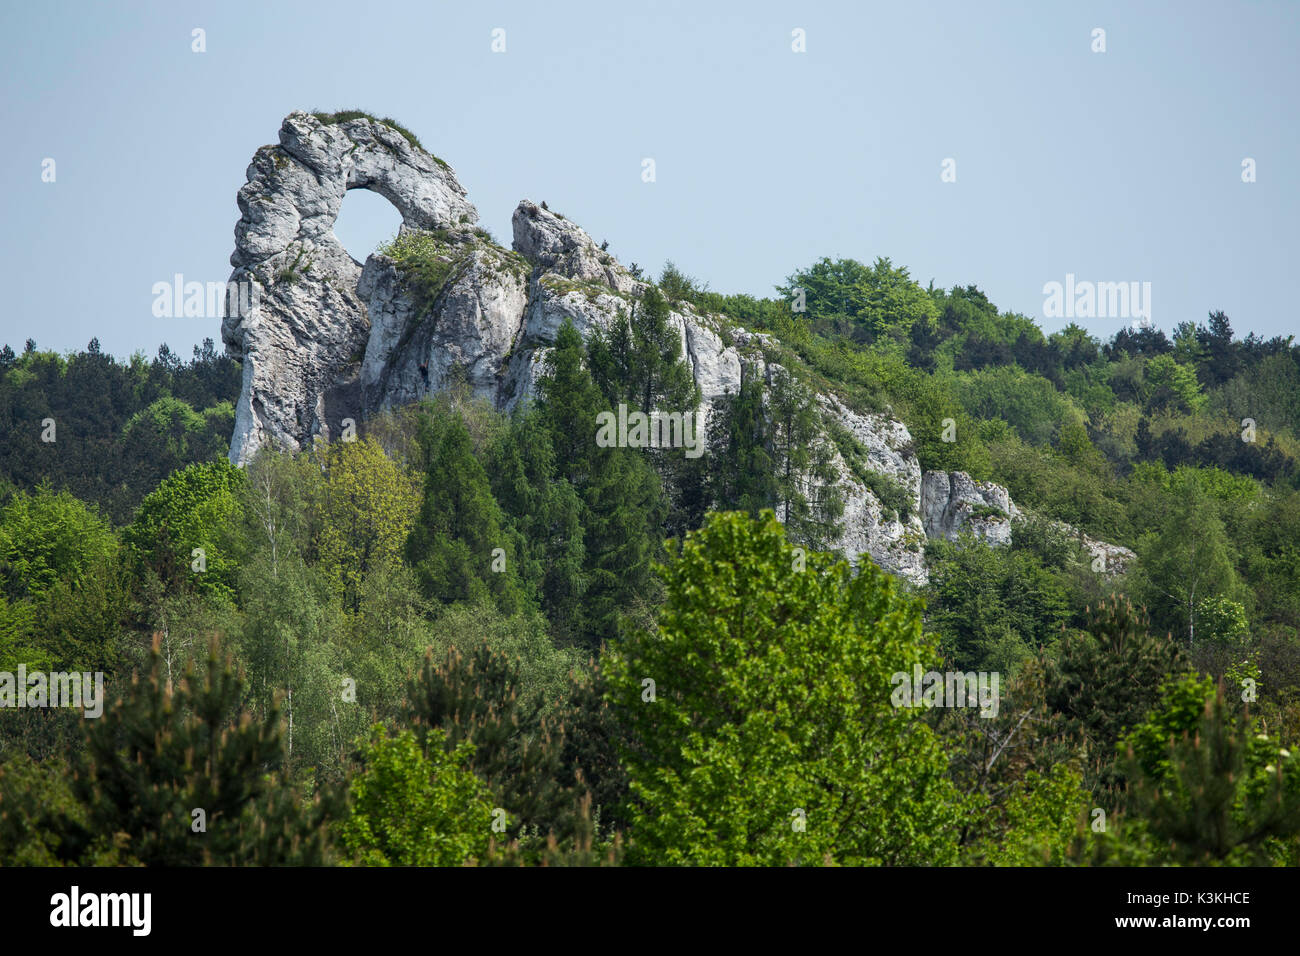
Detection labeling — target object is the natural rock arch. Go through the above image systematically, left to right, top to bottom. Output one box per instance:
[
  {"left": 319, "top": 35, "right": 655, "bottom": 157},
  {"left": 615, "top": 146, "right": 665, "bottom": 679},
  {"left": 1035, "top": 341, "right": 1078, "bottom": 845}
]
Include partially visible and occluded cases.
[{"left": 221, "top": 110, "right": 476, "bottom": 465}]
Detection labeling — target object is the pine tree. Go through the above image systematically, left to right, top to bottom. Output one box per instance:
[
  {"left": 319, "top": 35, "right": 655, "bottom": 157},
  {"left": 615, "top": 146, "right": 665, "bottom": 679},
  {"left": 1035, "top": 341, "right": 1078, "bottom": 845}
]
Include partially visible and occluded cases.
[
  {"left": 587, "top": 287, "right": 697, "bottom": 417},
  {"left": 587, "top": 289, "right": 701, "bottom": 536},
  {"left": 1195, "top": 310, "right": 1240, "bottom": 388},
  {"left": 537, "top": 319, "right": 665, "bottom": 647},
  {"left": 539, "top": 320, "right": 606, "bottom": 488},
  {"left": 767, "top": 366, "right": 843, "bottom": 549},
  {"left": 706, "top": 368, "right": 777, "bottom": 515},
  {"left": 406, "top": 400, "right": 526, "bottom": 613},
  {"left": 487, "top": 408, "right": 588, "bottom": 642},
  {"left": 579, "top": 443, "right": 664, "bottom": 646},
  {"left": 1043, "top": 597, "right": 1187, "bottom": 793},
  {"left": 69, "top": 634, "right": 329, "bottom": 865},
  {"left": 402, "top": 643, "right": 574, "bottom": 843},
  {"left": 556, "top": 657, "right": 631, "bottom": 832},
  {"left": 1081, "top": 683, "right": 1300, "bottom": 865},
  {"left": 1125, "top": 688, "right": 1300, "bottom": 865}
]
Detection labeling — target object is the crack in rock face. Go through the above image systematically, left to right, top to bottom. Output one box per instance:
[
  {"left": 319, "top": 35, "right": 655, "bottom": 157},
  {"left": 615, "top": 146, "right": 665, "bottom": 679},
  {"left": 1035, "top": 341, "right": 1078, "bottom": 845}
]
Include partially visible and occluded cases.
[{"left": 921, "top": 470, "right": 1012, "bottom": 547}]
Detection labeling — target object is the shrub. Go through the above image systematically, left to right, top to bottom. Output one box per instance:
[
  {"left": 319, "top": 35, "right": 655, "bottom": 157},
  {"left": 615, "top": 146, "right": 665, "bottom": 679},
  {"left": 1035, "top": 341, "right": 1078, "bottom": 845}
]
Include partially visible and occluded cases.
[{"left": 377, "top": 231, "right": 465, "bottom": 318}]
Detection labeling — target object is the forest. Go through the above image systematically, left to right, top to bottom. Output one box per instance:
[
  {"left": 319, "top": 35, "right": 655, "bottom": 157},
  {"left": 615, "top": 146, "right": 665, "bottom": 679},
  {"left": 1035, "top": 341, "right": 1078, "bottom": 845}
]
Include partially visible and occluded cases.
[{"left": 1, "top": 256, "right": 1297, "bottom": 866}]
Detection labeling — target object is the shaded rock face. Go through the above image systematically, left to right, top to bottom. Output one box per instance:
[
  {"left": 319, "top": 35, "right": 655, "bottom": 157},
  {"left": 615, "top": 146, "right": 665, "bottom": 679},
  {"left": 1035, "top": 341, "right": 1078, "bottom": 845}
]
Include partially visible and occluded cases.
[
  {"left": 222, "top": 111, "right": 476, "bottom": 465},
  {"left": 357, "top": 239, "right": 531, "bottom": 415},
  {"left": 921, "top": 471, "right": 1012, "bottom": 547}
]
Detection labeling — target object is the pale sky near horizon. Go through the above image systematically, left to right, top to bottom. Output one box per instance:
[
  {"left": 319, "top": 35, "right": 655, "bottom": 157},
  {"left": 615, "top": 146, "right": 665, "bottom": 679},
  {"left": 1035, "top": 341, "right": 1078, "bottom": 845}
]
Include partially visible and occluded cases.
[{"left": 1, "top": 0, "right": 1296, "bottom": 359}]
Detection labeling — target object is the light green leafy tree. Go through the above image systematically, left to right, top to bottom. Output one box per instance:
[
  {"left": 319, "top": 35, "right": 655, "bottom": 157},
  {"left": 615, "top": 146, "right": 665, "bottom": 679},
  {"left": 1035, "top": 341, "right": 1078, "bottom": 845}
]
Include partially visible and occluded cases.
[
  {"left": 777, "top": 256, "right": 938, "bottom": 344},
  {"left": 1142, "top": 353, "right": 1206, "bottom": 413},
  {"left": 315, "top": 437, "right": 422, "bottom": 614},
  {"left": 125, "top": 459, "right": 244, "bottom": 601},
  {"left": 1133, "top": 478, "right": 1242, "bottom": 646},
  {"left": 0, "top": 486, "right": 123, "bottom": 671},
  {"left": 606, "top": 510, "right": 966, "bottom": 865},
  {"left": 1195, "top": 595, "right": 1250, "bottom": 645},
  {"left": 340, "top": 725, "right": 493, "bottom": 866},
  {"left": 966, "top": 763, "right": 1089, "bottom": 866}
]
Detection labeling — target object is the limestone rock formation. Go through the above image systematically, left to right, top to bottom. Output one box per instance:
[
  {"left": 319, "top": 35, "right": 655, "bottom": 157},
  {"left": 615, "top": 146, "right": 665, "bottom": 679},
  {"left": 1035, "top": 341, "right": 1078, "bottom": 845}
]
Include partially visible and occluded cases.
[
  {"left": 221, "top": 111, "right": 1134, "bottom": 590},
  {"left": 222, "top": 111, "right": 477, "bottom": 465},
  {"left": 512, "top": 201, "right": 642, "bottom": 296},
  {"left": 499, "top": 202, "right": 745, "bottom": 415},
  {"left": 491, "top": 206, "right": 930, "bottom": 582},
  {"left": 358, "top": 235, "right": 531, "bottom": 415},
  {"left": 818, "top": 394, "right": 928, "bottom": 584},
  {"left": 921, "top": 471, "right": 1013, "bottom": 547},
  {"left": 922, "top": 472, "right": 1134, "bottom": 577},
  {"left": 1079, "top": 535, "right": 1136, "bottom": 577}
]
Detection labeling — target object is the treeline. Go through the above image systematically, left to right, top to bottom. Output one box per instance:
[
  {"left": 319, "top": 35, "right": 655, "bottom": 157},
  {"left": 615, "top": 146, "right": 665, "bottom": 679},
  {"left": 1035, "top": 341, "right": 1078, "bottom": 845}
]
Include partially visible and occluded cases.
[
  {"left": 0, "top": 257, "right": 1298, "bottom": 866},
  {"left": 685, "top": 257, "right": 1300, "bottom": 501},
  {"left": 0, "top": 337, "right": 239, "bottom": 524}
]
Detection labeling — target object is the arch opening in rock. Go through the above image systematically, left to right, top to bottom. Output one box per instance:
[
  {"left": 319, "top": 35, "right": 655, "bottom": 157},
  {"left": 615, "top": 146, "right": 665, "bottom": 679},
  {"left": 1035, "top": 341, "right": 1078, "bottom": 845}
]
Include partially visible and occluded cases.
[{"left": 332, "top": 186, "right": 404, "bottom": 266}]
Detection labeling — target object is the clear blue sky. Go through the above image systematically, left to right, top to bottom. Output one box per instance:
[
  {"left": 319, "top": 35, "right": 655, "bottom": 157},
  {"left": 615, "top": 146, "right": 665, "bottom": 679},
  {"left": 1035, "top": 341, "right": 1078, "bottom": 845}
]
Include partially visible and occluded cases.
[{"left": 1, "top": 0, "right": 1296, "bottom": 359}]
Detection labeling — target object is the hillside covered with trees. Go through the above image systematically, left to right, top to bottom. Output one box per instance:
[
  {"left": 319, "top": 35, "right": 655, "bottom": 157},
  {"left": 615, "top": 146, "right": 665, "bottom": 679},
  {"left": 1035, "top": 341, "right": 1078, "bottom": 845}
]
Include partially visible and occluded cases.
[{"left": 1, "top": 255, "right": 1297, "bottom": 866}]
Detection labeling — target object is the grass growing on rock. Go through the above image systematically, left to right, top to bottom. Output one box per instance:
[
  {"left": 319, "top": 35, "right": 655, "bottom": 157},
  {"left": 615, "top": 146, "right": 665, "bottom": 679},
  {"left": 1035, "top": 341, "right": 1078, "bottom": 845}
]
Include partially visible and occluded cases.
[
  {"left": 310, "top": 110, "right": 449, "bottom": 168},
  {"left": 378, "top": 231, "right": 466, "bottom": 319},
  {"left": 275, "top": 244, "right": 313, "bottom": 285},
  {"left": 539, "top": 274, "right": 626, "bottom": 303},
  {"left": 825, "top": 417, "right": 915, "bottom": 522},
  {"left": 969, "top": 503, "right": 1009, "bottom": 522}
]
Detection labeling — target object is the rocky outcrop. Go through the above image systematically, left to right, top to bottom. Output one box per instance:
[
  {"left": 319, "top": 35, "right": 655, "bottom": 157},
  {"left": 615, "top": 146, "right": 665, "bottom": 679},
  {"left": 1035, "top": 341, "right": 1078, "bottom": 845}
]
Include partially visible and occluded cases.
[
  {"left": 221, "top": 111, "right": 1134, "bottom": 590},
  {"left": 222, "top": 111, "right": 477, "bottom": 465},
  {"left": 512, "top": 201, "right": 642, "bottom": 296},
  {"left": 499, "top": 203, "right": 746, "bottom": 415},
  {"left": 478, "top": 226, "right": 930, "bottom": 582},
  {"left": 358, "top": 235, "right": 531, "bottom": 414},
  {"left": 818, "top": 394, "right": 928, "bottom": 584},
  {"left": 921, "top": 471, "right": 1012, "bottom": 546},
  {"left": 923, "top": 471, "right": 1134, "bottom": 577},
  {"left": 1076, "top": 533, "right": 1135, "bottom": 577}
]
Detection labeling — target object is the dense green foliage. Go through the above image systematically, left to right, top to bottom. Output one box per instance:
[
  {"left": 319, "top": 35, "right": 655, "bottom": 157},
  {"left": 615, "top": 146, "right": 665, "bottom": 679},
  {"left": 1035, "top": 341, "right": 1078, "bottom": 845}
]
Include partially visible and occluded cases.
[
  {"left": 2, "top": 252, "right": 1298, "bottom": 866},
  {"left": 0, "top": 338, "right": 237, "bottom": 523},
  {"left": 607, "top": 511, "right": 964, "bottom": 865},
  {"left": 339, "top": 725, "right": 492, "bottom": 866}
]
